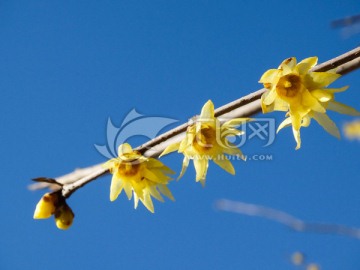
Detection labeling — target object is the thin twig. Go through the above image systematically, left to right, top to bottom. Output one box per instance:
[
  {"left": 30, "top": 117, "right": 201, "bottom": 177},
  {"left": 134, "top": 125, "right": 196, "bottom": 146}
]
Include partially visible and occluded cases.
[
  {"left": 28, "top": 46, "right": 360, "bottom": 198},
  {"left": 314, "top": 46, "right": 360, "bottom": 72},
  {"left": 215, "top": 199, "right": 360, "bottom": 239}
]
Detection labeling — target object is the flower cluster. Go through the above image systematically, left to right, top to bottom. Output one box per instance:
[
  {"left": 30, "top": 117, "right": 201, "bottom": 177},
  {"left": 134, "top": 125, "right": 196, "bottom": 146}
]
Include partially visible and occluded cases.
[
  {"left": 260, "top": 57, "right": 360, "bottom": 149},
  {"left": 33, "top": 191, "right": 74, "bottom": 230}
]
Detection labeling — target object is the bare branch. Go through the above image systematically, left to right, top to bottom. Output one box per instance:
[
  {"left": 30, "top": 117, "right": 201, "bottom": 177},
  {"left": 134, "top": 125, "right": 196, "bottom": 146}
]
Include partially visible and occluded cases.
[
  {"left": 28, "top": 46, "right": 360, "bottom": 198},
  {"left": 215, "top": 199, "right": 360, "bottom": 239}
]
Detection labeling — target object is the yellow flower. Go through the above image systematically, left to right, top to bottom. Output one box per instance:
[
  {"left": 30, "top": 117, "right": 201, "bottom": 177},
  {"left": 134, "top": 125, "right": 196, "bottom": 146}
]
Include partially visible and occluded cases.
[
  {"left": 260, "top": 56, "right": 360, "bottom": 149},
  {"left": 160, "top": 100, "right": 248, "bottom": 185},
  {"left": 343, "top": 120, "right": 360, "bottom": 140},
  {"left": 103, "top": 143, "right": 175, "bottom": 213},
  {"left": 33, "top": 191, "right": 75, "bottom": 230}
]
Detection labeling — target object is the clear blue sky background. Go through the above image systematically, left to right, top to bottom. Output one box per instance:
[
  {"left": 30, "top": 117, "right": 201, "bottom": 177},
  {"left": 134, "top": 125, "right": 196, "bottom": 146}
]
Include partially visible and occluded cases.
[{"left": 1, "top": 1, "right": 360, "bottom": 269}]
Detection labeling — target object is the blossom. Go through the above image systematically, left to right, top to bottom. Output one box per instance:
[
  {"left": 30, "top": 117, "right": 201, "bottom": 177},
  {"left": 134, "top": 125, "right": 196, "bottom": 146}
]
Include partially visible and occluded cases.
[
  {"left": 260, "top": 56, "right": 360, "bottom": 149},
  {"left": 160, "top": 100, "right": 248, "bottom": 185},
  {"left": 343, "top": 120, "right": 360, "bottom": 140},
  {"left": 103, "top": 143, "right": 175, "bottom": 213},
  {"left": 33, "top": 191, "right": 75, "bottom": 230}
]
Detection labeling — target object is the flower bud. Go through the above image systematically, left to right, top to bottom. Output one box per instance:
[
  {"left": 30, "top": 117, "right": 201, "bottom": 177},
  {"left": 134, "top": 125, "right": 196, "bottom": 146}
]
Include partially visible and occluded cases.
[
  {"left": 33, "top": 192, "right": 59, "bottom": 219},
  {"left": 54, "top": 203, "right": 74, "bottom": 230}
]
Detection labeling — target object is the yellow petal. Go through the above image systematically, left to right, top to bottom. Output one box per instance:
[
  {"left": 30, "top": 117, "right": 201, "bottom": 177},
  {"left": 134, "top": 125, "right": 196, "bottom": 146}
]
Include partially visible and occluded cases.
[
  {"left": 279, "top": 57, "right": 297, "bottom": 71},
  {"left": 296, "top": 57, "right": 318, "bottom": 74},
  {"left": 259, "top": 69, "right": 280, "bottom": 84},
  {"left": 306, "top": 71, "right": 341, "bottom": 89},
  {"left": 326, "top": 86, "right": 349, "bottom": 93},
  {"left": 262, "top": 89, "right": 277, "bottom": 105},
  {"left": 262, "top": 89, "right": 289, "bottom": 113},
  {"left": 301, "top": 89, "right": 326, "bottom": 113},
  {"left": 310, "top": 89, "right": 333, "bottom": 102},
  {"left": 200, "top": 100, "right": 215, "bottom": 120},
  {"left": 327, "top": 101, "right": 360, "bottom": 116},
  {"left": 290, "top": 112, "right": 302, "bottom": 149},
  {"left": 312, "top": 112, "right": 340, "bottom": 139},
  {"left": 302, "top": 115, "right": 311, "bottom": 127},
  {"left": 277, "top": 117, "right": 292, "bottom": 133},
  {"left": 292, "top": 126, "right": 301, "bottom": 150},
  {"left": 179, "top": 133, "right": 192, "bottom": 152},
  {"left": 159, "top": 142, "right": 181, "bottom": 157},
  {"left": 118, "top": 143, "right": 133, "bottom": 156},
  {"left": 178, "top": 156, "right": 190, "bottom": 180},
  {"left": 213, "top": 156, "right": 235, "bottom": 175},
  {"left": 193, "top": 158, "right": 208, "bottom": 182},
  {"left": 110, "top": 176, "right": 124, "bottom": 201},
  {"left": 123, "top": 181, "right": 133, "bottom": 200},
  {"left": 158, "top": 184, "right": 175, "bottom": 201},
  {"left": 148, "top": 185, "right": 164, "bottom": 202},
  {"left": 133, "top": 193, "right": 139, "bottom": 209},
  {"left": 142, "top": 193, "right": 154, "bottom": 213}
]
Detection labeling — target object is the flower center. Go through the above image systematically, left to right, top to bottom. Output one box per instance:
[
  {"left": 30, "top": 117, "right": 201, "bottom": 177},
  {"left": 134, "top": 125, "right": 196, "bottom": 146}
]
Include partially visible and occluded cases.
[
  {"left": 276, "top": 74, "right": 302, "bottom": 99},
  {"left": 193, "top": 125, "right": 216, "bottom": 152},
  {"left": 118, "top": 158, "right": 141, "bottom": 177}
]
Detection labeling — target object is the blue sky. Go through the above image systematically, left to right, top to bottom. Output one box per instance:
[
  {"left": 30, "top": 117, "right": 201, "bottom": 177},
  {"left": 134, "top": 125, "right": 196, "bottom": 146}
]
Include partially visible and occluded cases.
[{"left": 1, "top": 1, "right": 360, "bottom": 269}]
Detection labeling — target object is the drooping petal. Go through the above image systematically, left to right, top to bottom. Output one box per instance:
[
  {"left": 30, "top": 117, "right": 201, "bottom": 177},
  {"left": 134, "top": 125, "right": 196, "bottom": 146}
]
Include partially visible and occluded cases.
[
  {"left": 327, "top": 101, "right": 360, "bottom": 116},
  {"left": 290, "top": 112, "right": 302, "bottom": 150},
  {"left": 312, "top": 112, "right": 340, "bottom": 139},
  {"left": 277, "top": 117, "right": 292, "bottom": 133},
  {"left": 292, "top": 126, "right": 301, "bottom": 150},
  {"left": 159, "top": 142, "right": 181, "bottom": 157},
  {"left": 178, "top": 156, "right": 190, "bottom": 180},
  {"left": 213, "top": 156, "right": 235, "bottom": 175},
  {"left": 193, "top": 158, "right": 208, "bottom": 182},
  {"left": 143, "top": 168, "right": 164, "bottom": 183},
  {"left": 110, "top": 176, "right": 124, "bottom": 201},
  {"left": 123, "top": 181, "right": 133, "bottom": 200},
  {"left": 158, "top": 184, "right": 175, "bottom": 201},
  {"left": 148, "top": 185, "right": 164, "bottom": 202},
  {"left": 133, "top": 193, "right": 139, "bottom": 209},
  {"left": 141, "top": 193, "right": 155, "bottom": 213}
]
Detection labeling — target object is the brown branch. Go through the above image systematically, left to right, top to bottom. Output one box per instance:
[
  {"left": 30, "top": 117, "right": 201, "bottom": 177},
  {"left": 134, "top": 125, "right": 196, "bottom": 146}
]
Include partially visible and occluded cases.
[
  {"left": 28, "top": 46, "right": 360, "bottom": 198},
  {"left": 313, "top": 46, "right": 360, "bottom": 72},
  {"left": 215, "top": 199, "right": 360, "bottom": 239}
]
